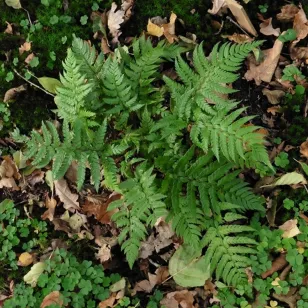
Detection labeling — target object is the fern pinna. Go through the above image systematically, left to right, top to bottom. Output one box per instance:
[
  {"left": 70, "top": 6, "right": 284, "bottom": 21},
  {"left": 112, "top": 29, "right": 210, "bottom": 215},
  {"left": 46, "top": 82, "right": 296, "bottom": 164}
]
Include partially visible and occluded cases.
[{"left": 13, "top": 36, "right": 271, "bottom": 286}]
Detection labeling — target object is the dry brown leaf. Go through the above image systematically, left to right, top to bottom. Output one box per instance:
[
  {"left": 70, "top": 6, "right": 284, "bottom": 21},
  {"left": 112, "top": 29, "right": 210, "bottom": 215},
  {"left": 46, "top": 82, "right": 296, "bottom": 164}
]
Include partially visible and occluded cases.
[
  {"left": 121, "top": 0, "right": 134, "bottom": 22},
  {"left": 208, "top": 0, "right": 227, "bottom": 15},
  {"left": 107, "top": 2, "right": 124, "bottom": 40},
  {"left": 277, "top": 4, "right": 299, "bottom": 22},
  {"left": 293, "top": 5, "right": 308, "bottom": 42},
  {"left": 162, "top": 12, "right": 177, "bottom": 43},
  {"left": 259, "top": 17, "right": 280, "bottom": 37},
  {"left": 147, "top": 19, "right": 164, "bottom": 37},
  {"left": 4, "top": 21, "right": 13, "bottom": 34},
  {"left": 223, "top": 33, "right": 253, "bottom": 43},
  {"left": 101, "top": 37, "right": 112, "bottom": 54},
  {"left": 245, "top": 38, "right": 283, "bottom": 85},
  {"left": 19, "top": 41, "right": 31, "bottom": 55},
  {"left": 290, "top": 46, "right": 308, "bottom": 61},
  {"left": 25, "top": 52, "right": 35, "bottom": 64},
  {"left": 4, "top": 84, "right": 27, "bottom": 103},
  {"left": 262, "top": 89, "right": 285, "bottom": 105},
  {"left": 267, "top": 106, "right": 282, "bottom": 115},
  {"left": 300, "top": 140, "right": 308, "bottom": 158},
  {"left": 0, "top": 156, "right": 20, "bottom": 179},
  {"left": 63, "top": 161, "right": 78, "bottom": 183},
  {"left": 27, "top": 170, "right": 45, "bottom": 186},
  {"left": 0, "top": 177, "right": 18, "bottom": 190},
  {"left": 54, "top": 178, "right": 80, "bottom": 211},
  {"left": 82, "top": 192, "right": 120, "bottom": 224},
  {"left": 41, "top": 196, "right": 57, "bottom": 221},
  {"left": 279, "top": 219, "right": 301, "bottom": 238},
  {"left": 95, "top": 244, "right": 112, "bottom": 263},
  {"left": 18, "top": 252, "right": 34, "bottom": 267},
  {"left": 261, "top": 253, "right": 288, "bottom": 279},
  {"left": 160, "top": 290, "right": 197, "bottom": 308},
  {"left": 40, "top": 291, "right": 63, "bottom": 308},
  {"left": 99, "top": 293, "right": 117, "bottom": 308}
]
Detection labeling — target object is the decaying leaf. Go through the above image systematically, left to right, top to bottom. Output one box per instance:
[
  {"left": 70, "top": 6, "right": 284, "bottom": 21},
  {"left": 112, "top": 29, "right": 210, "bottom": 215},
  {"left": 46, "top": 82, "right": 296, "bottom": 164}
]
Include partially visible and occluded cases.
[
  {"left": 5, "top": 0, "right": 22, "bottom": 9},
  {"left": 208, "top": 0, "right": 227, "bottom": 15},
  {"left": 107, "top": 2, "right": 124, "bottom": 41},
  {"left": 277, "top": 4, "right": 299, "bottom": 22},
  {"left": 293, "top": 5, "right": 308, "bottom": 42},
  {"left": 147, "top": 13, "right": 178, "bottom": 43},
  {"left": 259, "top": 17, "right": 280, "bottom": 37},
  {"left": 4, "top": 21, "right": 13, "bottom": 34},
  {"left": 223, "top": 33, "right": 253, "bottom": 44},
  {"left": 245, "top": 38, "right": 284, "bottom": 85},
  {"left": 19, "top": 42, "right": 31, "bottom": 55},
  {"left": 290, "top": 45, "right": 308, "bottom": 61},
  {"left": 24, "top": 53, "right": 35, "bottom": 64},
  {"left": 3, "top": 84, "right": 27, "bottom": 103},
  {"left": 262, "top": 89, "right": 285, "bottom": 105},
  {"left": 267, "top": 106, "right": 282, "bottom": 115},
  {"left": 300, "top": 141, "right": 308, "bottom": 158},
  {"left": 27, "top": 170, "right": 45, "bottom": 186},
  {"left": 261, "top": 172, "right": 307, "bottom": 187},
  {"left": 55, "top": 178, "right": 80, "bottom": 211},
  {"left": 41, "top": 196, "right": 57, "bottom": 221},
  {"left": 61, "top": 210, "right": 87, "bottom": 231},
  {"left": 279, "top": 219, "right": 301, "bottom": 238},
  {"left": 95, "top": 244, "right": 112, "bottom": 263},
  {"left": 18, "top": 252, "right": 34, "bottom": 267},
  {"left": 262, "top": 253, "right": 288, "bottom": 279},
  {"left": 24, "top": 262, "right": 46, "bottom": 287},
  {"left": 160, "top": 290, "right": 197, "bottom": 308},
  {"left": 40, "top": 291, "right": 63, "bottom": 308},
  {"left": 98, "top": 293, "right": 117, "bottom": 308}
]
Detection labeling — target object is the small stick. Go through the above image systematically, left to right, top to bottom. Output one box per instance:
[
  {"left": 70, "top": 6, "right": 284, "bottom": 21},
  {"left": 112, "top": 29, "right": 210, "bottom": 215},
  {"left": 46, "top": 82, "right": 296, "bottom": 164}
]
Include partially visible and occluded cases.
[
  {"left": 22, "top": 8, "right": 33, "bottom": 26},
  {"left": 226, "top": 16, "right": 251, "bottom": 37},
  {"left": 13, "top": 69, "right": 55, "bottom": 97}
]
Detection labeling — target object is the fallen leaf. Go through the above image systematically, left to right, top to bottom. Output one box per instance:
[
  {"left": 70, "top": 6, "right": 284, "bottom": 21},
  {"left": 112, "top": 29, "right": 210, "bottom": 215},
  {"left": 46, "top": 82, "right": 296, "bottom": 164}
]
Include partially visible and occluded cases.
[
  {"left": 5, "top": 0, "right": 22, "bottom": 9},
  {"left": 121, "top": 0, "right": 134, "bottom": 22},
  {"left": 208, "top": 0, "right": 227, "bottom": 15},
  {"left": 107, "top": 2, "right": 124, "bottom": 41},
  {"left": 277, "top": 4, "right": 299, "bottom": 22},
  {"left": 293, "top": 5, "right": 308, "bottom": 42},
  {"left": 162, "top": 12, "right": 177, "bottom": 43},
  {"left": 259, "top": 17, "right": 280, "bottom": 37},
  {"left": 4, "top": 21, "right": 13, "bottom": 34},
  {"left": 223, "top": 33, "right": 253, "bottom": 43},
  {"left": 245, "top": 38, "right": 283, "bottom": 85},
  {"left": 19, "top": 41, "right": 31, "bottom": 55},
  {"left": 290, "top": 46, "right": 308, "bottom": 61},
  {"left": 24, "top": 53, "right": 35, "bottom": 64},
  {"left": 38, "top": 77, "right": 62, "bottom": 94},
  {"left": 3, "top": 84, "right": 27, "bottom": 103},
  {"left": 262, "top": 89, "right": 285, "bottom": 105},
  {"left": 267, "top": 106, "right": 282, "bottom": 115},
  {"left": 300, "top": 141, "right": 308, "bottom": 158},
  {"left": 0, "top": 156, "right": 20, "bottom": 179},
  {"left": 27, "top": 170, "right": 45, "bottom": 186},
  {"left": 261, "top": 172, "right": 307, "bottom": 187},
  {"left": 0, "top": 177, "right": 18, "bottom": 190},
  {"left": 55, "top": 178, "right": 80, "bottom": 211},
  {"left": 41, "top": 196, "right": 57, "bottom": 221},
  {"left": 61, "top": 211, "right": 87, "bottom": 231},
  {"left": 279, "top": 219, "right": 301, "bottom": 238},
  {"left": 95, "top": 244, "right": 112, "bottom": 263},
  {"left": 18, "top": 252, "right": 34, "bottom": 267},
  {"left": 262, "top": 253, "right": 288, "bottom": 279},
  {"left": 24, "top": 262, "right": 46, "bottom": 287},
  {"left": 110, "top": 278, "right": 126, "bottom": 293},
  {"left": 272, "top": 287, "right": 298, "bottom": 308},
  {"left": 160, "top": 290, "right": 197, "bottom": 308},
  {"left": 40, "top": 291, "right": 63, "bottom": 308},
  {"left": 99, "top": 293, "right": 117, "bottom": 308}
]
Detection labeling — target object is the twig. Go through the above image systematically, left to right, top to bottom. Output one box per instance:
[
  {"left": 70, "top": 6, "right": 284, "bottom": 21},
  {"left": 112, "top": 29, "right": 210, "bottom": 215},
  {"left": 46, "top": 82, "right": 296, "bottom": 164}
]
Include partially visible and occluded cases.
[
  {"left": 22, "top": 8, "right": 32, "bottom": 26},
  {"left": 226, "top": 16, "right": 251, "bottom": 37},
  {"left": 214, "top": 20, "right": 224, "bottom": 35},
  {"left": 13, "top": 69, "right": 55, "bottom": 97}
]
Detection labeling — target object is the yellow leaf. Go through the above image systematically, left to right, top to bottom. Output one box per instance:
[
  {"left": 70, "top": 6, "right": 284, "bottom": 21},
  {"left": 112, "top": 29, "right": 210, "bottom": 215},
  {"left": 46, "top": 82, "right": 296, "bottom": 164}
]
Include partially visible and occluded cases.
[
  {"left": 147, "top": 19, "right": 164, "bottom": 37},
  {"left": 18, "top": 252, "right": 34, "bottom": 267},
  {"left": 24, "top": 262, "right": 46, "bottom": 287}
]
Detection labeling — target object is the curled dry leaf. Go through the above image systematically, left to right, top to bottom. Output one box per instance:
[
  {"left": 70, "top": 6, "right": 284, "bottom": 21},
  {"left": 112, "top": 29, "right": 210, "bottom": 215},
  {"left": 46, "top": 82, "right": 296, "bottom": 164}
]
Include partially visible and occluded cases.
[
  {"left": 208, "top": 0, "right": 227, "bottom": 15},
  {"left": 107, "top": 2, "right": 124, "bottom": 41},
  {"left": 277, "top": 4, "right": 299, "bottom": 22},
  {"left": 293, "top": 5, "right": 308, "bottom": 42},
  {"left": 259, "top": 17, "right": 280, "bottom": 37},
  {"left": 4, "top": 21, "right": 13, "bottom": 34},
  {"left": 223, "top": 33, "right": 253, "bottom": 44},
  {"left": 245, "top": 38, "right": 283, "bottom": 85},
  {"left": 19, "top": 41, "right": 31, "bottom": 55},
  {"left": 290, "top": 46, "right": 308, "bottom": 61},
  {"left": 25, "top": 53, "right": 35, "bottom": 64},
  {"left": 3, "top": 84, "right": 27, "bottom": 103},
  {"left": 262, "top": 89, "right": 285, "bottom": 105},
  {"left": 267, "top": 106, "right": 282, "bottom": 115},
  {"left": 300, "top": 141, "right": 308, "bottom": 158},
  {"left": 27, "top": 170, "right": 45, "bottom": 186},
  {"left": 55, "top": 178, "right": 80, "bottom": 211},
  {"left": 41, "top": 196, "right": 57, "bottom": 221},
  {"left": 279, "top": 219, "right": 301, "bottom": 238},
  {"left": 95, "top": 244, "right": 112, "bottom": 263},
  {"left": 18, "top": 252, "right": 34, "bottom": 267},
  {"left": 261, "top": 253, "right": 288, "bottom": 279},
  {"left": 160, "top": 290, "right": 197, "bottom": 308},
  {"left": 40, "top": 291, "right": 63, "bottom": 308},
  {"left": 99, "top": 293, "right": 117, "bottom": 308}
]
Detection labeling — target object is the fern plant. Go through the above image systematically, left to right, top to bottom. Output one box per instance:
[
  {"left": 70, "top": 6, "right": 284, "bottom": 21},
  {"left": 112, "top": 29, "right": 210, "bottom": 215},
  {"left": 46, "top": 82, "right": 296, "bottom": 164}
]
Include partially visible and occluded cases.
[{"left": 13, "top": 36, "right": 272, "bottom": 286}]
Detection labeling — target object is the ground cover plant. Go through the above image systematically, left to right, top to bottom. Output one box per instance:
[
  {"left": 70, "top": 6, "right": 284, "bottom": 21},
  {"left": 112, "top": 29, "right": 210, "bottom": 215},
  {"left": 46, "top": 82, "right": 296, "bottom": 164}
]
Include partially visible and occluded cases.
[{"left": 1, "top": 0, "right": 308, "bottom": 307}]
